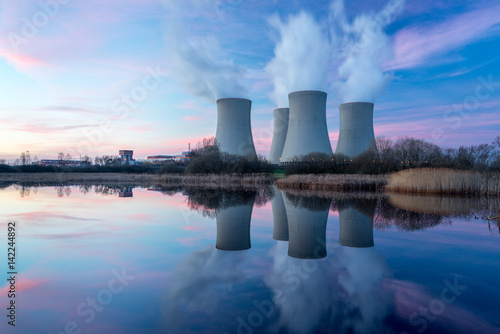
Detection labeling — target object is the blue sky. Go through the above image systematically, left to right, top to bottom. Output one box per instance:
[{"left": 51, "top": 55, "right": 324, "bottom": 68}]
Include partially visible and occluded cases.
[{"left": 0, "top": 0, "right": 499, "bottom": 160}]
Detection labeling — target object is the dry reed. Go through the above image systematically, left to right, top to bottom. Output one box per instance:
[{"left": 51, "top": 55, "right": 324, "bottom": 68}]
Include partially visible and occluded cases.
[
  {"left": 386, "top": 168, "right": 500, "bottom": 196},
  {"left": 0, "top": 173, "right": 273, "bottom": 189},
  {"left": 277, "top": 174, "right": 387, "bottom": 192}
]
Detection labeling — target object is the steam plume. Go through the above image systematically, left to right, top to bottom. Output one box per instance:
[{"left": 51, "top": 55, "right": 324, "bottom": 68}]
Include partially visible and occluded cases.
[{"left": 164, "top": 0, "right": 247, "bottom": 103}]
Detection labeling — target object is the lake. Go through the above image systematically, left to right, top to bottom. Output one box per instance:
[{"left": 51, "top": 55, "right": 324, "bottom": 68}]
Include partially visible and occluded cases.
[{"left": 0, "top": 183, "right": 499, "bottom": 334}]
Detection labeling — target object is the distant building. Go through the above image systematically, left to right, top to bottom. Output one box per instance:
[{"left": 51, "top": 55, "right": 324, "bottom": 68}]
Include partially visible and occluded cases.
[
  {"left": 119, "top": 150, "right": 136, "bottom": 165},
  {"left": 147, "top": 155, "right": 175, "bottom": 164}
]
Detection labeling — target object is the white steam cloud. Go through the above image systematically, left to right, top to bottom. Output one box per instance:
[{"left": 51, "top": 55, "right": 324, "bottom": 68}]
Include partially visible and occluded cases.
[
  {"left": 164, "top": 0, "right": 247, "bottom": 103},
  {"left": 265, "top": 0, "right": 405, "bottom": 105},
  {"left": 331, "top": 0, "right": 405, "bottom": 102},
  {"left": 265, "top": 11, "right": 331, "bottom": 107}
]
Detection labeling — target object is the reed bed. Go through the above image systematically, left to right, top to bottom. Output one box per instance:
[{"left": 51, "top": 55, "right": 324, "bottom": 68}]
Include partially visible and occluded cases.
[
  {"left": 386, "top": 168, "right": 500, "bottom": 196},
  {"left": 0, "top": 173, "right": 273, "bottom": 189},
  {"left": 277, "top": 174, "right": 388, "bottom": 192}
]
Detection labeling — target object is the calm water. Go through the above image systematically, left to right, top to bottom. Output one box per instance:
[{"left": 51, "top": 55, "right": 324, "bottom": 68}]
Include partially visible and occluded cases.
[{"left": 0, "top": 184, "right": 499, "bottom": 334}]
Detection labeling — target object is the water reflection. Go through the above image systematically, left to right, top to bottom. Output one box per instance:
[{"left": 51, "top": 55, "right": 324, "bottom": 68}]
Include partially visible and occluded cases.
[
  {"left": 0, "top": 183, "right": 499, "bottom": 333},
  {"left": 119, "top": 186, "right": 134, "bottom": 197},
  {"left": 270, "top": 186, "right": 289, "bottom": 241},
  {"left": 216, "top": 192, "right": 255, "bottom": 251},
  {"left": 283, "top": 192, "right": 331, "bottom": 259},
  {"left": 335, "top": 198, "right": 392, "bottom": 334}
]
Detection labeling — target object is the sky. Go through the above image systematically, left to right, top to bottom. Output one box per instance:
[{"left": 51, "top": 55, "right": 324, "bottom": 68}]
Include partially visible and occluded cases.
[{"left": 0, "top": 0, "right": 499, "bottom": 161}]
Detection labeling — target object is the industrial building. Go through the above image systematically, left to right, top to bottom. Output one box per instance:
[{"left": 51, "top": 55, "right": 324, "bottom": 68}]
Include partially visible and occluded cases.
[
  {"left": 280, "top": 91, "right": 333, "bottom": 163},
  {"left": 215, "top": 98, "right": 258, "bottom": 160},
  {"left": 335, "top": 102, "right": 377, "bottom": 158},
  {"left": 268, "top": 108, "right": 289, "bottom": 164},
  {"left": 119, "top": 150, "right": 136, "bottom": 165}
]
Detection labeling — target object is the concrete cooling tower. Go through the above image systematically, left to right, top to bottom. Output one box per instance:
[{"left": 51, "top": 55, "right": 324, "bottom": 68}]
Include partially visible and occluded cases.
[
  {"left": 280, "top": 91, "right": 333, "bottom": 163},
  {"left": 215, "top": 98, "right": 258, "bottom": 160},
  {"left": 335, "top": 102, "right": 376, "bottom": 158},
  {"left": 268, "top": 108, "right": 289, "bottom": 164},
  {"left": 270, "top": 186, "right": 289, "bottom": 241},
  {"left": 283, "top": 193, "right": 331, "bottom": 259},
  {"left": 338, "top": 200, "right": 376, "bottom": 248},
  {"left": 215, "top": 202, "right": 254, "bottom": 251}
]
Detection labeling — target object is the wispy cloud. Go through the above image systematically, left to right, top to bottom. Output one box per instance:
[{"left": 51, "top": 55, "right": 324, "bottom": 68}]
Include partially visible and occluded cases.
[
  {"left": 387, "top": 4, "right": 500, "bottom": 70},
  {"left": 9, "top": 123, "right": 98, "bottom": 134}
]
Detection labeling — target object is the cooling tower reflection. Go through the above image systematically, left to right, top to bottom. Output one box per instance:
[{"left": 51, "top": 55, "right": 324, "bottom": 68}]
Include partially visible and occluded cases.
[
  {"left": 270, "top": 186, "right": 289, "bottom": 241},
  {"left": 283, "top": 192, "right": 331, "bottom": 259}
]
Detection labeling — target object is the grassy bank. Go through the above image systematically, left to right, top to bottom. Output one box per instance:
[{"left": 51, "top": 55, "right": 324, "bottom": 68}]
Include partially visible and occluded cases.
[
  {"left": 386, "top": 168, "right": 500, "bottom": 196},
  {"left": 0, "top": 173, "right": 273, "bottom": 189},
  {"left": 276, "top": 174, "right": 388, "bottom": 192}
]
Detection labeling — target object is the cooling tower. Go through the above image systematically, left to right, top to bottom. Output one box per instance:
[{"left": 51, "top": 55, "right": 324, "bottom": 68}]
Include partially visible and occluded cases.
[
  {"left": 280, "top": 91, "right": 333, "bottom": 163},
  {"left": 215, "top": 98, "right": 257, "bottom": 159},
  {"left": 335, "top": 102, "right": 376, "bottom": 158},
  {"left": 268, "top": 108, "right": 289, "bottom": 164},
  {"left": 270, "top": 186, "right": 289, "bottom": 241},
  {"left": 283, "top": 192, "right": 331, "bottom": 259},
  {"left": 338, "top": 199, "right": 376, "bottom": 248},
  {"left": 215, "top": 202, "right": 254, "bottom": 251}
]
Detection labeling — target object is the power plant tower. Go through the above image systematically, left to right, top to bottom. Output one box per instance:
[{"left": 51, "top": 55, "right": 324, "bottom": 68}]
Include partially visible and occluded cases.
[
  {"left": 280, "top": 91, "right": 333, "bottom": 163},
  {"left": 215, "top": 98, "right": 257, "bottom": 160},
  {"left": 335, "top": 102, "right": 376, "bottom": 158},
  {"left": 268, "top": 108, "right": 289, "bottom": 164},
  {"left": 270, "top": 186, "right": 289, "bottom": 241},
  {"left": 283, "top": 192, "right": 331, "bottom": 259},
  {"left": 215, "top": 198, "right": 255, "bottom": 251}
]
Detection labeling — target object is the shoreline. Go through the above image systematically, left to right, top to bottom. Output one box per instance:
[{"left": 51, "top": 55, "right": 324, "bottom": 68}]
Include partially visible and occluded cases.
[{"left": 1, "top": 169, "right": 499, "bottom": 197}]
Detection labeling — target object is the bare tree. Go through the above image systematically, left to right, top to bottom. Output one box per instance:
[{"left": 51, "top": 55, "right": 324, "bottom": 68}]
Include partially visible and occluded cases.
[
  {"left": 492, "top": 136, "right": 500, "bottom": 149},
  {"left": 58, "top": 152, "right": 64, "bottom": 161},
  {"left": 65, "top": 153, "right": 72, "bottom": 160},
  {"left": 0, "top": 159, "right": 6, "bottom": 165}
]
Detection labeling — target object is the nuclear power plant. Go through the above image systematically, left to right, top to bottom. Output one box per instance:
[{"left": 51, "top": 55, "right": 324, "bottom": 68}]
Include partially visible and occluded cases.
[
  {"left": 280, "top": 91, "right": 333, "bottom": 162},
  {"left": 213, "top": 93, "right": 377, "bottom": 162},
  {"left": 215, "top": 98, "right": 258, "bottom": 160},
  {"left": 335, "top": 102, "right": 376, "bottom": 158},
  {"left": 268, "top": 108, "right": 289, "bottom": 164}
]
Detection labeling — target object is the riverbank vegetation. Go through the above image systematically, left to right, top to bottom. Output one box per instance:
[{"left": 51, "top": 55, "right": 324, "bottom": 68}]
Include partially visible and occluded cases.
[{"left": 385, "top": 168, "right": 500, "bottom": 196}]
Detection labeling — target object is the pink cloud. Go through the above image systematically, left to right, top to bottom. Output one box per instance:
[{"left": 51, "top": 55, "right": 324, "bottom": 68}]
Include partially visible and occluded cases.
[
  {"left": 387, "top": 4, "right": 500, "bottom": 70},
  {"left": 0, "top": 49, "right": 47, "bottom": 68},
  {"left": 183, "top": 115, "right": 204, "bottom": 122},
  {"left": 9, "top": 211, "right": 101, "bottom": 222},
  {"left": 128, "top": 213, "right": 158, "bottom": 221},
  {"left": 182, "top": 225, "right": 204, "bottom": 231},
  {"left": 0, "top": 277, "right": 47, "bottom": 295}
]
